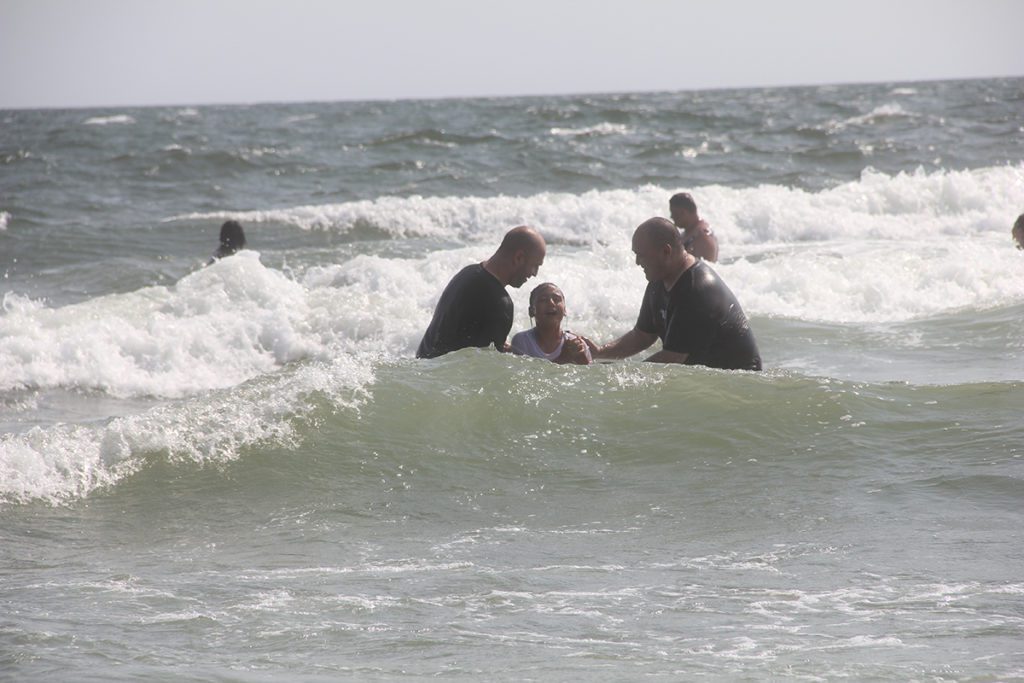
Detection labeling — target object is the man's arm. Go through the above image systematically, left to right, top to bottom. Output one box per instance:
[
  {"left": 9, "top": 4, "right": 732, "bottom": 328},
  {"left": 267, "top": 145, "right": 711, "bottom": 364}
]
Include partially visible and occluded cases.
[
  {"left": 691, "top": 230, "right": 718, "bottom": 262},
  {"left": 487, "top": 292, "right": 514, "bottom": 353},
  {"left": 590, "top": 328, "right": 658, "bottom": 360},
  {"left": 644, "top": 348, "right": 690, "bottom": 364}
]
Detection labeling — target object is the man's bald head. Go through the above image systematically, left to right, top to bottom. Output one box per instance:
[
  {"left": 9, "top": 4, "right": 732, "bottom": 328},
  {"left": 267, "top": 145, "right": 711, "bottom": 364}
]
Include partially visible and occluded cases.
[
  {"left": 631, "top": 217, "right": 689, "bottom": 284},
  {"left": 633, "top": 217, "right": 682, "bottom": 251},
  {"left": 488, "top": 225, "right": 546, "bottom": 288},
  {"left": 497, "top": 225, "right": 546, "bottom": 257}
]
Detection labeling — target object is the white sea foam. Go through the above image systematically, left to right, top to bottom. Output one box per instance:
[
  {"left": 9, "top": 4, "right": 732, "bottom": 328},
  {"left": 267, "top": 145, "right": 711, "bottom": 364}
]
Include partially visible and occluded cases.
[
  {"left": 828, "top": 104, "right": 914, "bottom": 132},
  {"left": 83, "top": 114, "right": 136, "bottom": 126},
  {"left": 549, "top": 123, "right": 632, "bottom": 137},
  {"left": 680, "top": 138, "right": 731, "bottom": 159},
  {"left": 168, "top": 165, "right": 1024, "bottom": 326},
  {"left": 169, "top": 165, "right": 1024, "bottom": 245},
  {"left": 167, "top": 190, "right": 653, "bottom": 240},
  {"left": 0, "top": 211, "right": 9, "bottom": 231},
  {"left": 0, "top": 252, "right": 329, "bottom": 397},
  {"left": 0, "top": 350, "right": 373, "bottom": 504}
]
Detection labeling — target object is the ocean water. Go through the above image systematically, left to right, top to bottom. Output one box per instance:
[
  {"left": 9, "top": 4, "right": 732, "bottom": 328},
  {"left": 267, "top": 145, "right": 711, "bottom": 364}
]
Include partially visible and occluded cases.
[{"left": 2, "top": 77, "right": 1023, "bottom": 680}]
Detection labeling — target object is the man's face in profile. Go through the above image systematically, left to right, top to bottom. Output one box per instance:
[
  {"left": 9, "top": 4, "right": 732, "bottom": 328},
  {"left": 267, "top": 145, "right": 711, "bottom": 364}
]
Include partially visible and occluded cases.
[
  {"left": 670, "top": 205, "right": 696, "bottom": 230},
  {"left": 633, "top": 232, "right": 667, "bottom": 283},
  {"left": 511, "top": 248, "right": 545, "bottom": 287}
]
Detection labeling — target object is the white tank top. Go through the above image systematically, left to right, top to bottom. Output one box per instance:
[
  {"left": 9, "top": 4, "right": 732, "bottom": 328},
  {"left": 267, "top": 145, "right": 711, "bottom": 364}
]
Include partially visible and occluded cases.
[{"left": 510, "top": 329, "right": 592, "bottom": 362}]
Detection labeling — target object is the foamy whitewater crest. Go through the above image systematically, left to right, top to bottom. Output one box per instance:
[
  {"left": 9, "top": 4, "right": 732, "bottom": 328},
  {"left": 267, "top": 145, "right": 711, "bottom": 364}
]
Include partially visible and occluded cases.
[
  {"left": 827, "top": 103, "right": 915, "bottom": 132},
  {"left": 83, "top": 114, "right": 136, "bottom": 126},
  {"left": 549, "top": 123, "right": 633, "bottom": 137},
  {"left": 681, "top": 138, "right": 731, "bottom": 159},
  {"left": 170, "top": 165, "right": 1024, "bottom": 250},
  {"left": 704, "top": 165, "right": 1024, "bottom": 245},
  {"left": 167, "top": 166, "right": 1024, "bottom": 328},
  {"left": 165, "top": 188, "right": 668, "bottom": 245},
  {"left": 0, "top": 211, "right": 9, "bottom": 231},
  {"left": 557, "top": 234, "right": 1024, "bottom": 327},
  {"left": 727, "top": 240, "right": 1024, "bottom": 322},
  {"left": 0, "top": 247, "right": 498, "bottom": 399},
  {"left": 303, "top": 252, "right": 446, "bottom": 354},
  {"left": 0, "top": 253, "right": 335, "bottom": 398},
  {"left": 0, "top": 352, "right": 374, "bottom": 505}
]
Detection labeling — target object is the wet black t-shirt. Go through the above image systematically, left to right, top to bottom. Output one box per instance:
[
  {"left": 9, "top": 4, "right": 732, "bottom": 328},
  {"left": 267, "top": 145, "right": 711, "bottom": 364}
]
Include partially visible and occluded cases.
[
  {"left": 635, "top": 261, "right": 761, "bottom": 370},
  {"left": 416, "top": 264, "right": 513, "bottom": 359}
]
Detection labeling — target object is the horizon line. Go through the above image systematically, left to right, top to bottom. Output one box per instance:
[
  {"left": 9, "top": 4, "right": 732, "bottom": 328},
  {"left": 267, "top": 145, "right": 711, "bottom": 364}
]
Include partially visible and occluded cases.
[{"left": 3, "top": 73, "right": 1022, "bottom": 113}]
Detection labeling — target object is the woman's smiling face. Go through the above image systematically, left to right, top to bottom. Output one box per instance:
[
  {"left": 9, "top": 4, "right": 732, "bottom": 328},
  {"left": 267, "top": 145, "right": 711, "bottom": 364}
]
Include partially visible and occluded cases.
[{"left": 530, "top": 283, "right": 566, "bottom": 324}]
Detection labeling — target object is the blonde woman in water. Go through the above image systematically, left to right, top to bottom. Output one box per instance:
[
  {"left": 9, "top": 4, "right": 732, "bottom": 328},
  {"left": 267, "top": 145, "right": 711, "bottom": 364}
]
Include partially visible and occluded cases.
[{"left": 510, "top": 282, "right": 591, "bottom": 365}]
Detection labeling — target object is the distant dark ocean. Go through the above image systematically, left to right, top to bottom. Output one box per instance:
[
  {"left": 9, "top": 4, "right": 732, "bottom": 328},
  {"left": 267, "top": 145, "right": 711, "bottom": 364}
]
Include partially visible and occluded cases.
[{"left": 2, "top": 78, "right": 1023, "bottom": 680}]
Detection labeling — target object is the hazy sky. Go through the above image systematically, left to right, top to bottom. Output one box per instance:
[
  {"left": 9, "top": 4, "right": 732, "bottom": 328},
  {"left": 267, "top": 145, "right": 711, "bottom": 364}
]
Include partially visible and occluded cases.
[{"left": 2, "top": 0, "right": 1022, "bottom": 109}]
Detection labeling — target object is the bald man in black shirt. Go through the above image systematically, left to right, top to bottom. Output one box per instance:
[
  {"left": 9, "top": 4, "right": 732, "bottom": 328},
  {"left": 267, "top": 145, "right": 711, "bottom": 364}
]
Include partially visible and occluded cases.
[
  {"left": 588, "top": 217, "right": 760, "bottom": 370},
  {"left": 417, "top": 226, "right": 546, "bottom": 359}
]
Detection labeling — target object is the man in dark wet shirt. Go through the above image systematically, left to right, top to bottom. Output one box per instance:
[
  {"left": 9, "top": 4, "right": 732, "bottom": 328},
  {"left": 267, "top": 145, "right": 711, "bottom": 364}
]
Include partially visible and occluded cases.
[
  {"left": 587, "top": 217, "right": 761, "bottom": 370},
  {"left": 417, "top": 226, "right": 546, "bottom": 359}
]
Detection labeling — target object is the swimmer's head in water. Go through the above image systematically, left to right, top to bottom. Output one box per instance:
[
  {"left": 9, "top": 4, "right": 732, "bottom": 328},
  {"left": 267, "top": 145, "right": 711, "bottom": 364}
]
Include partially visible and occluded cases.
[
  {"left": 669, "top": 192, "right": 697, "bottom": 212},
  {"left": 1014, "top": 213, "right": 1024, "bottom": 250},
  {"left": 217, "top": 220, "right": 247, "bottom": 257},
  {"left": 528, "top": 282, "right": 565, "bottom": 321}
]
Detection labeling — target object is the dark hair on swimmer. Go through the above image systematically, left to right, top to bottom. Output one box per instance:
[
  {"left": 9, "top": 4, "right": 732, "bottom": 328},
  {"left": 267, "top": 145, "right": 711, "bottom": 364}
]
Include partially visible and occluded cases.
[
  {"left": 669, "top": 192, "right": 697, "bottom": 212},
  {"left": 1014, "top": 213, "right": 1024, "bottom": 250},
  {"left": 216, "top": 220, "right": 247, "bottom": 257},
  {"left": 528, "top": 282, "right": 560, "bottom": 317}
]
